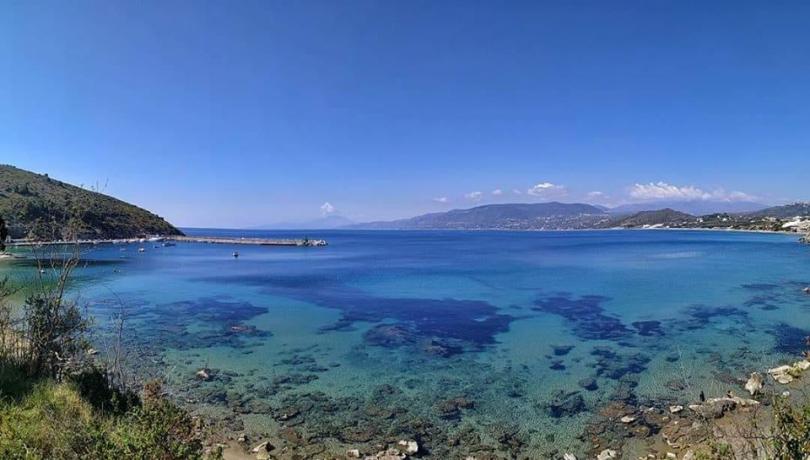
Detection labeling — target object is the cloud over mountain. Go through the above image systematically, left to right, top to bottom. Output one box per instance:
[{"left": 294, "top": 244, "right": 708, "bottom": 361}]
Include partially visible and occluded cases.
[
  {"left": 527, "top": 182, "right": 566, "bottom": 197},
  {"left": 629, "top": 182, "right": 754, "bottom": 202},
  {"left": 320, "top": 202, "right": 336, "bottom": 215}
]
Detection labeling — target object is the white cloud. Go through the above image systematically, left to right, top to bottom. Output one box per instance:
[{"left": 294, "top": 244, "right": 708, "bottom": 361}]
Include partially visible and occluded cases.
[
  {"left": 527, "top": 182, "right": 566, "bottom": 197},
  {"left": 629, "top": 182, "right": 755, "bottom": 202},
  {"left": 630, "top": 182, "right": 708, "bottom": 200},
  {"left": 491, "top": 189, "right": 503, "bottom": 196},
  {"left": 512, "top": 189, "right": 522, "bottom": 195},
  {"left": 718, "top": 190, "right": 756, "bottom": 202},
  {"left": 465, "top": 191, "right": 483, "bottom": 201},
  {"left": 587, "top": 191, "right": 605, "bottom": 198},
  {"left": 433, "top": 196, "right": 449, "bottom": 204},
  {"left": 320, "top": 202, "right": 335, "bottom": 215}
]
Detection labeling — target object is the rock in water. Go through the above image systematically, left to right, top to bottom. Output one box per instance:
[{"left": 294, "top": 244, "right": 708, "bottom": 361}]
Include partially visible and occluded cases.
[
  {"left": 768, "top": 360, "right": 810, "bottom": 384},
  {"left": 195, "top": 368, "right": 211, "bottom": 381},
  {"left": 745, "top": 372, "right": 764, "bottom": 396},
  {"left": 578, "top": 377, "right": 598, "bottom": 391},
  {"left": 545, "top": 390, "right": 586, "bottom": 418},
  {"left": 688, "top": 396, "right": 760, "bottom": 419},
  {"left": 397, "top": 440, "right": 418, "bottom": 455},
  {"left": 251, "top": 441, "right": 272, "bottom": 453},
  {"left": 364, "top": 448, "right": 406, "bottom": 460},
  {"left": 597, "top": 449, "right": 618, "bottom": 460}
]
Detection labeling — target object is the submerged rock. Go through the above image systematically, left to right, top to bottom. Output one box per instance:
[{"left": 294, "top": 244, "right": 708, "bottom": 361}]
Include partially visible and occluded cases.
[
  {"left": 631, "top": 320, "right": 664, "bottom": 337},
  {"left": 364, "top": 324, "right": 417, "bottom": 347},
  {"left": 421, "top": 338, "right": 463, "bottom": 357},
  {"left": 552, "top": 344, "right": 575, "bottom": 356},
  {"left": 578, "top": 377, "right": 598, "bottom": 391},
  {"left": 544, "top": 390, "right": 586, "bottom": 418},
  {"left": 435, "top": 396, "right": 475, "bottom": 419}
]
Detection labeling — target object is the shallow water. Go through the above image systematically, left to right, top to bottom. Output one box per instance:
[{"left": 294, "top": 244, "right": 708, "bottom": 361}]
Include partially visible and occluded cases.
[{"left": 3, "top": 230, "right": 810, "bottom": 457}]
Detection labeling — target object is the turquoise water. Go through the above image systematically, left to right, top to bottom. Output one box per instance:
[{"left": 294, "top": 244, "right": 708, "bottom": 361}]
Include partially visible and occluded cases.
[{"left": 4, "top": 230, "right": 810, "bottom": 457}]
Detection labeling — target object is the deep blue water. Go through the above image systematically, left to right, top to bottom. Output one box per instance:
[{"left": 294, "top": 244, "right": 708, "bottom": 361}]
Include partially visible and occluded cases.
[{"left": 4, "top": 229, "right": 810, "bottom": 457}]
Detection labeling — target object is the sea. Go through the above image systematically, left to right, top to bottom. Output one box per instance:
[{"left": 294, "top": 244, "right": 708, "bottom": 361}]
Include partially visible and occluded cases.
[{"left": 3, "top": 229, "right": 810, "bottom": 458}]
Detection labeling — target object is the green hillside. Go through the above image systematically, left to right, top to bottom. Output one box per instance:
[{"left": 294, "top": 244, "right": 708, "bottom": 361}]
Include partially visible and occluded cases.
[
  {"left": 0, "top": 165, "right": 182, "bottom": 240},
  {"left": 747, "top": 202, "right": 810, "bottom": 218},
  {"left": 608, "top": 208, "right": 697, "bottom": 228}
]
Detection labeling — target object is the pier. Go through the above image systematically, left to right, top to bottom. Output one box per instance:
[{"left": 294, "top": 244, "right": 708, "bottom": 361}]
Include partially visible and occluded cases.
[{"left": 167, "top": 236, "right": 327, "bottom": 247}]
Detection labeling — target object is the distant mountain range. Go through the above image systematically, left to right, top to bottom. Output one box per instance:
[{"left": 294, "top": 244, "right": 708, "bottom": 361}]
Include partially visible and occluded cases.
[
  {"left": 351, "top": 201, "right": 810, "bottom": 232},
  {"left": 354, "top": 202, "right": 611, "bottom": 230}
]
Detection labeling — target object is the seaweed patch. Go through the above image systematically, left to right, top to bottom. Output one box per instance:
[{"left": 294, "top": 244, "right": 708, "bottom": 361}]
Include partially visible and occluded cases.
[{"left": 533, "top": 294, "right": 632, "bottom": 341}]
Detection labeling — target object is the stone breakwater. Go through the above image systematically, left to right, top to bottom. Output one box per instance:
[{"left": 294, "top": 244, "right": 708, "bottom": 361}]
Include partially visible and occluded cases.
[{"left": 168, "top": 236, "right": 328, "bottom": 247}]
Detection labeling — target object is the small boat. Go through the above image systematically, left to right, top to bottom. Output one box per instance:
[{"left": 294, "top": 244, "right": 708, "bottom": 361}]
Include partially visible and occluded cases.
[
  {"left": 162, "top": 242, "right": 176, "bottom": 247},
  {"left": 138, "top": 247, "right": 145, "bottom": 253},
  {"left": 232, "top": 251, "right": 239, "bottom": 258}
]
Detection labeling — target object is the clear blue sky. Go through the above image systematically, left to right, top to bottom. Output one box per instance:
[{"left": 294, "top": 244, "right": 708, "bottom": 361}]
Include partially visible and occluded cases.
[{"left": 2, "top": 1, "right": 809, "bottom": 227}]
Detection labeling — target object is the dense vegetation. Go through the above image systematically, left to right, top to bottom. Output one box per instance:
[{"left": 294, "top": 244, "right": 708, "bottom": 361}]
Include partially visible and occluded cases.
[
  {"left": 0, "top": 164, "right": 182, "bottom": 240},
  {"left": 749, "top": 202, "right": 810, "bottom": 219},
  {"left": 607, "top": 208, "right": 696, "bottom": 227},
  {"left": 0, "top": 248, "right": 216, "bottom": 459}
]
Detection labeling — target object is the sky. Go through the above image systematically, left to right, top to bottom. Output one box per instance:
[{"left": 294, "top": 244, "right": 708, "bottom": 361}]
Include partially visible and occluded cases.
[{"left": 2, "top": 1, "right": 810, "bottom": 227}]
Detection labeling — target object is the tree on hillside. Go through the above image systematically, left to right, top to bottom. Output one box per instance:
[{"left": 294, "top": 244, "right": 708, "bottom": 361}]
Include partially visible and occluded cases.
[{"left": 0, "top": 216, "right": 7, "bottom": 251}]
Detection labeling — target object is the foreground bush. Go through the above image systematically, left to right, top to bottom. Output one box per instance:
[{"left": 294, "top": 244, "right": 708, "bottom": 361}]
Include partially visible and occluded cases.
[{"left": 0, "top": 369, "right": 215, "bottom": 459}]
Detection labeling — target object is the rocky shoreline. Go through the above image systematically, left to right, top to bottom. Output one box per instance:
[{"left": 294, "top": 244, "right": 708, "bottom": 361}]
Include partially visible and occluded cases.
[
  {"left": 105, "top": 285, "right": 810, "bottom": 460},
  {"left": 177, "top": 346, "right": 810, "bottom": 460}
]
